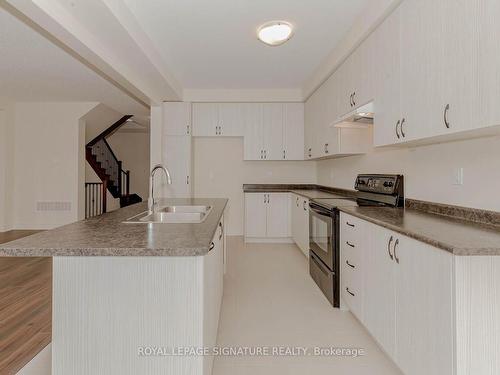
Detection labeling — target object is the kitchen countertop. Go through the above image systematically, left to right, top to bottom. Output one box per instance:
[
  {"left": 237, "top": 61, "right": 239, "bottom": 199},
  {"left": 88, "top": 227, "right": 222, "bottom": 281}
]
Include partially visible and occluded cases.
[
  {"left": 243, "top": 184, "right": 356, "bottom": 200},
  {"left": 0, "top": 198, "right": 228, "bottom": 257},
  {"left": 338, "top": 205, "right": 500, "bottom": 256}
]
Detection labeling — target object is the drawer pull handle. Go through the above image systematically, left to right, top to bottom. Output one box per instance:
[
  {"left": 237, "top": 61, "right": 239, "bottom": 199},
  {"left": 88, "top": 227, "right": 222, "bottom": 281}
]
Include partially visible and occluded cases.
[
  {"left": 444, "top": 104, "right": 450, "bottom": 128},
  {"left": 346, "top": 221, "right": 355, "bottom": 227},
  {"left": 388, "top": 236, "right": 394, "bottom": 260},
  {"left": 394, "top": 238, "right": 400, "bottom": 264},
  {"left": 346, "top": 241, "right": 355, "bottom": 248},
  {"left": 209, "top": 242, "right": 215, "bottom": 251},
  {"left": 346, "top": 260, "right": 355, "bottom": 269},
  {"left": 346, "top": 287, "right": 355, "bottom": 297}
]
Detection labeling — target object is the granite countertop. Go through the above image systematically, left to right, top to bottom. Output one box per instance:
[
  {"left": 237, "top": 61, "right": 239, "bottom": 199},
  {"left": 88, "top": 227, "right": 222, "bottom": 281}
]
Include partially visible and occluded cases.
[
  {"left": 243, "top": 184, "right": 356, "bottom": 200},
  {"left": 0, "top": 198, "right": 228, "bottom": 257},
  {"left": 338, "top": 205, "right": 500, "bottom": 256}
]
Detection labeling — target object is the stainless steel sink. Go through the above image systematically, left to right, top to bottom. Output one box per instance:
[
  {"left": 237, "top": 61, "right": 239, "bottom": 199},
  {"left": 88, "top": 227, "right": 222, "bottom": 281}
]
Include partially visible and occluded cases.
[{"left": 123, "top": 205, "right": 212, "bottom": 224}]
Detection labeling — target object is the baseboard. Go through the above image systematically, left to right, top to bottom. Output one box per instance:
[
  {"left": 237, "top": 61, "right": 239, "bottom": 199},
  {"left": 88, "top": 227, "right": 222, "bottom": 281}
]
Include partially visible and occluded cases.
[{"left": 244, "top": 237, "right": 294, "bottom": 244}]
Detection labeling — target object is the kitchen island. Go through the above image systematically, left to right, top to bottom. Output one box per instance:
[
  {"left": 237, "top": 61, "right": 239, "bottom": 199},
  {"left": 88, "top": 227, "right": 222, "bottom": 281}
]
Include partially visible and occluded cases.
[{"left": 0, "top": 198, "right": 228, "bottom": 375}]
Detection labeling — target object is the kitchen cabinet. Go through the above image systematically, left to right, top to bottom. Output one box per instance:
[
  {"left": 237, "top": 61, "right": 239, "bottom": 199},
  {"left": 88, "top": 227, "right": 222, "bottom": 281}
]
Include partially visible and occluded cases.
[
  {"left": 372, "top": 6, "right": 401, "bottom": 146},
  {"left": 162, "top": 102, "right": 191, "bottom": 136},
  {"left": 192, "top": 103, "right": 244, "bottom": 137},
  {"left": 244, "top": 103, "right": 305, "bottom": 161},
  {"left": 283, "top": 103, "right": 305, "bottom": 160},
  {"left": 162, "top": 135, "right": 192, "bottom": 198},
  {"left": 244, "top": 193, "right": 291, "bottom": 241},
  {"left": 291, "top": 194, "right": 309, "bottom": 257},
  {"left": 340, "top": 213, "right": 454, "bottom": 375},
  {"left": 202, "top": 215, "right": 225, "bottom": 374},
  {"left": 340, "top": 215, "right": 367, "bottom": 322},
  {"left": 363, "top": 224, "right": 396, "bottom": 357}
]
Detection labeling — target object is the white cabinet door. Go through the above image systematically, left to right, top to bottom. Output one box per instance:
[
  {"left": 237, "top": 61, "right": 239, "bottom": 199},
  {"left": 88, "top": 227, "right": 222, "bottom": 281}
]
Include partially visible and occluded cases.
[
  {"left": 473, "top": 0, "right": 500, "bottom": 131},
  {"left": 373, "top": 6, "right": 401, "bottom": 146},
  {"left": 304, "top": 95, "right": 317, "bottom": 159},
  {"left": 162, "top": 102, "right": 191, "bottom": 136},
  {"left": 192, "top": 103, "right": 218, "bottom": 136},
  {"left": 219, "top": 103, "right": 244, "bottom": 136},
  {"left": 243, "top": 103, "right": 263, "bottom": 160},
  {"left": 283, "top": 103, "right": 304, "bottom": 160},
  {"left": 262, "top": 104, "right": 283, "bottom": 160},
  {"left": 162, "top": 135, "right": 192, "bottom": 198},
  {"left": 244, "top": 193, "right": 267, "bottom": 238},
  {"left": 266, "top": 193, "right": 290, "bottom": 238},
  {"left": 291, "top": 194, "right": 300, "bottom": 245},
  {"left": 298, "top": 198, "right": 309, "bottom": 255},
  {"left": 202, "top": 217, "right": 224, "bottom": 374},
  {"left": 363, "top": 224, "right": 396, "bottom": 358},
  {"left": 394, "top": 237, "right": 454, "bottom": 375}
]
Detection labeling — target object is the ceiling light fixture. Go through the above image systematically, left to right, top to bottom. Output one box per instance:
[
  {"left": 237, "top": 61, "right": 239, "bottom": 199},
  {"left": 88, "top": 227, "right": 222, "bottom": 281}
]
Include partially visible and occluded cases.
[{"left": 257, "top": 21, "right": 294, "bottom": 46}]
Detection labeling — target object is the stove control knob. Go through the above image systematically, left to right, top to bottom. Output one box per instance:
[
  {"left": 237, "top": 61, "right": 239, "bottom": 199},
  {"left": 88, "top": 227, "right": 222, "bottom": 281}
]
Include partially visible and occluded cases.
[{"left": 383, "top": 181, "right": 394, "bottom": 188}]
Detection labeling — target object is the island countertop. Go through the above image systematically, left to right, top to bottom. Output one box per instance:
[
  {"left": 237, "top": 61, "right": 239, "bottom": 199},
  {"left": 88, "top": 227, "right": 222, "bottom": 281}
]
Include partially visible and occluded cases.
[{"left": 0, "top": 198, "right": 228, "bottom": 257}]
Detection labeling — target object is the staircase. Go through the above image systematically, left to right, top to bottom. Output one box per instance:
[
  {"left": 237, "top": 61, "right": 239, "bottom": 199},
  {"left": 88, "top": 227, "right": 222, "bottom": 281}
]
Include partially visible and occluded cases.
[{"left": 86, "top": 115, "right": 142, "bottom": 216}]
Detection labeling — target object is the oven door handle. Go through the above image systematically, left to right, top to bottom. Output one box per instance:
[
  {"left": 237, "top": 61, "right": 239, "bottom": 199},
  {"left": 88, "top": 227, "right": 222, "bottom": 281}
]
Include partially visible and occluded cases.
[{"left": 309, "top": 203, "right": 331, "bottom": 218}]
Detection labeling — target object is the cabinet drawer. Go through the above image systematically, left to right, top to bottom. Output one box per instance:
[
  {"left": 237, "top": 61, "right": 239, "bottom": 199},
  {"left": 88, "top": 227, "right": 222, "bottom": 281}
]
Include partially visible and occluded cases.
[
  {"left": 341, "top": 238, "right": 362, "bottom": 271},
  {"left": 341, "top": 265, "right": 363, "bottom": 320}
]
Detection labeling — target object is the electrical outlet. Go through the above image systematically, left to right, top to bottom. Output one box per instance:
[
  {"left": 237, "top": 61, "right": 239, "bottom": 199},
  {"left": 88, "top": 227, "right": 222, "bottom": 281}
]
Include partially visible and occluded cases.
[{"left": 453, "top": 167, "right": 464, "bottom": 185}]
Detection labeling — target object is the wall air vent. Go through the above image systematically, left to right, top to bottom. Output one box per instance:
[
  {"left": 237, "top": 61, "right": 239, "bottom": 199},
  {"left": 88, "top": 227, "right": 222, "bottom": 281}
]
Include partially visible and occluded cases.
[{"left": 36, "top": 201, "right": 72, "bottom": 212}]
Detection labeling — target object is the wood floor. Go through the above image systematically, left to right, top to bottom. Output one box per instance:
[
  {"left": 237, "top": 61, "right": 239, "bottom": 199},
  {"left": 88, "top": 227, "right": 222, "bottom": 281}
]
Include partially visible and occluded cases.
[{"left": 0, "top": 231, "right": 52, "bottom": 375}]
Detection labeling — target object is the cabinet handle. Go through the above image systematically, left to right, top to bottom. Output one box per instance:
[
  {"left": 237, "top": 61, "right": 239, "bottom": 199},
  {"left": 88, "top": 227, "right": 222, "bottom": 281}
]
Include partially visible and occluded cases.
[
  {"left": 352, "top": 92, "right": 356, "bottom": 107},
  {"left": 349, "top": 93, "right": 353, "bottom": 107},
  {"left": 444, "top": 104, "right": 450, "bottom": 129},
  {"left": 400, "top": 118, "right": 406, "bottom": 138},
  {"left": 396, "top": 120, "right": 401, "bottom": 139},
  {"left": 187, "top": 124, "right": 190, "bottom": 134},
  {"left": 219, "top": 124, "right": 223, "bottom": 135},
  {"left": 215, "top": 125, "right": 218, "bottom": 135},
  {"left": 324, "top": 143, "right": 329, "bottom": 154},
  {"left": 308, "top": 148, "right": 312, "bottom": 158},
  {"left": 260, "top": 150, "right": 263, "bottom": 159},
  {"left": 264, "top": 150, "right": 267, "bottom": 159},
  {"left": 283, "top": 150, "right": 286, "bottom": 159},
  {"left": 186, "top": 175, "right": 189, "bottom": 185},
  {"left": 296, "top": 197, "right": 299, "bottom": 207},
  {"left": 303, "top": 201, "right": 307, "bottom": 211},
  {"left": 346, "top": 221, "right": 355, "bottom": 228},
  {"left": 219, "top": 222, "right": 223, "bottom": 240},
  {"left": 388, "top": 236, "right": 394, "bottom": 260},
  {"left": 394, "top": 238, "right": 400, "bottom": 264},
  {"left": 346, "top": 241, "right": 355, "bottom": 248},
  {"left": 209, "top": 242, "right": 215, "bottom": 251},
  {"left": 346, "top": 260, "right": 355, "bottom": 269},
  {"left": 346, "top": 287, "right": 355, "bottom": 297}
]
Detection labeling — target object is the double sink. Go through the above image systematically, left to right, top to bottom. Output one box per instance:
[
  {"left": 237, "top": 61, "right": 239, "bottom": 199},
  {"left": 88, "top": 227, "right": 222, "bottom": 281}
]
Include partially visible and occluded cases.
[{"left": 124, "top": 205, "right": 212, "bottom": 224}]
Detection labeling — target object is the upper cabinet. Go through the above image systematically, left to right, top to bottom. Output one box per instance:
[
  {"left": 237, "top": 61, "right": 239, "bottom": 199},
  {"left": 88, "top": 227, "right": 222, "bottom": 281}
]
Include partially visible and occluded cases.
[
  {"left": 162, "top": 102, "right": 192, "bottom": 136},
  {"left": 192, "top": 103, "right": 244, "bottom": 137},
  {"left": 244, "top": 103, "right": 305, "bottom": 161}
]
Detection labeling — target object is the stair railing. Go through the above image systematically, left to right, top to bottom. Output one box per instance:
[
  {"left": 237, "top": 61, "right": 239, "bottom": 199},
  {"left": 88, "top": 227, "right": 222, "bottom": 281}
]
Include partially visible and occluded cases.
[{"left": 85, "top": 181, "right": 107, "bottom": 218}]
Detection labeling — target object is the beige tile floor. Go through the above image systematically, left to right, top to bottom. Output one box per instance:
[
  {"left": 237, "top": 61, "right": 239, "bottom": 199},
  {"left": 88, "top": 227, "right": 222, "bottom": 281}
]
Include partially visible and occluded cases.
[{"left": 213, "top": 236, "right": 402, "bottom": 375}]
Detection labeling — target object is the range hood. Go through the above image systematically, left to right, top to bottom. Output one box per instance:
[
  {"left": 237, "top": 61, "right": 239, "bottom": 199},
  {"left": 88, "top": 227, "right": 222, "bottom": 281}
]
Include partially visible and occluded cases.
[{"left": 334, "top": 102, "right": 374, "bottom": 126}]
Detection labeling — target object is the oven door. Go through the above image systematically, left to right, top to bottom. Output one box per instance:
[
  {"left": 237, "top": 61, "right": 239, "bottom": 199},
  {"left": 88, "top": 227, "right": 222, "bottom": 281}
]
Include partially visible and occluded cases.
[{"left": 309, "top": 203, "right": 334, "bottom": 271}]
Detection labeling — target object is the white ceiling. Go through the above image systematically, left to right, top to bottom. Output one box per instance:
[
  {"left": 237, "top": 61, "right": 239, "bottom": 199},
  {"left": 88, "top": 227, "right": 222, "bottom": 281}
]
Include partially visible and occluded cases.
[
  {"left": 124, "top": 0, "right": 369, "bottom": 90},
  {"left": 0, "top": 7, "right": 148, "bottom": 115}
]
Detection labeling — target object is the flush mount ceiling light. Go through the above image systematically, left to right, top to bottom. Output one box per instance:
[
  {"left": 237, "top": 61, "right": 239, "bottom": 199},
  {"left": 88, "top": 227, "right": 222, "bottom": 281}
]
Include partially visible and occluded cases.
[{"left": 257, "top": 21, "right": 294, "bottom": 46}]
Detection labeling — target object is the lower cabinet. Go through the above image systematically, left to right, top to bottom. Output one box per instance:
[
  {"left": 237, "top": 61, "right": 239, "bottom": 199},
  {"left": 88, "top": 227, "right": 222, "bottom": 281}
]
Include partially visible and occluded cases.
[
  {"left": 244, "top": 193, "right": 291, "bottom": 242},
  {"left": 291, "top": 193, "right": 310, "bottom": 257},
  {"left": 341, "top": 213, "right": 454, "bottom": 375},
  {"left": 203, "top": 215, "right": 225, "bottom": 374}
]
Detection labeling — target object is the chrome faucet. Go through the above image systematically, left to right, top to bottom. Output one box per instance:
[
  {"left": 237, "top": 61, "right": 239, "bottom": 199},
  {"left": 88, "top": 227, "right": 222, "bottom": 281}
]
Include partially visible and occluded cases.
[{"left": 149, "top": 164, "right": 172, "bottom": 212}]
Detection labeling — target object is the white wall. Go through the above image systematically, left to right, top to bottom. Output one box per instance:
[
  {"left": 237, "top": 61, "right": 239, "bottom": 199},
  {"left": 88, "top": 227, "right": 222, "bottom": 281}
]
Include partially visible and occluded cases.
[
  {"left": 12, "top": 102, "right": 98, "bottom": 229},
  {"left": 0, "top": 108, "right": 13, "bottom": 231},
  {"left": 107, "top": 131, "right": 150, "bottom": 200},
  {"left": 317, "top": 135, "right": 500, "bottom": 212},
  {"left": 193, "top": 137, "right": 316, "bottom": 235}
]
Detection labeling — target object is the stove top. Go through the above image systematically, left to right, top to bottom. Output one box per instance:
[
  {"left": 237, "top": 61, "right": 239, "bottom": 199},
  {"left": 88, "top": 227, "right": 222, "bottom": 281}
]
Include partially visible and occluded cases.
[{"left": 311, "top": 174, "right": 404, "bottom": 211}]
